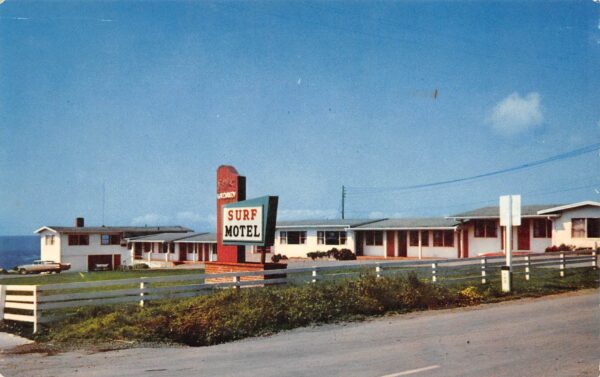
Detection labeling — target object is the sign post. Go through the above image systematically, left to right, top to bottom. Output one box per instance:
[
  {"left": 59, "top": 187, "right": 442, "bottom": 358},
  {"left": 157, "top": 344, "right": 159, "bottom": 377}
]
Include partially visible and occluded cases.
[{"left": 499, "top": 195, "right": 521, "bottom": 292}]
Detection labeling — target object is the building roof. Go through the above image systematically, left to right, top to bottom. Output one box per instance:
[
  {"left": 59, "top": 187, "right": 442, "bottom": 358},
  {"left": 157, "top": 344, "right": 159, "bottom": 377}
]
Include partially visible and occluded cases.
[
  {"left": 537, "top": 201, "right": 600, "bottom": 215},
  {"left": 448, "top": 204, "right": 562, "bottom": 219},
  {"left": 351, "top": 218, "right": 459, "bottom": 230},
  {"left": 276, "top": 219, "right": 384, "bottom": 229},
  {"left": 35, "top": 225, "right": 193, "bottom": 234},
  {"left": 128, "top": 232, "right": 217, "bottom": 243},
  {"left": 173, "top": 233, "right": 217, "bottom": 243}
]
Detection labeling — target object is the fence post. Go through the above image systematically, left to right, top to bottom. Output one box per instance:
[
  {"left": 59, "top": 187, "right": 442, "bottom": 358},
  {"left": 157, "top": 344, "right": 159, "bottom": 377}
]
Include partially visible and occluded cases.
[
  {"left": 592, "top": 250, "right": 597, "bottom": 270},
  {"left": 560, "top": 253, "right": 565, "bottom": 278},
  {"left": 525, "top": 255, "right": 531, "bottom": 281},
  {"left": 481, "top": 257, "right": 487, "bottom": 284},
  {"left": 431, "top": 262, "right": 437, "bottom": 283},
  {"left": 375, "top": 264, "right": 382, "bottom": 279},
  {"left": 311, "top": 267, "right": 318, "bottom": 283},
  {"left": 233, "top": 275, "right": 241, "bottom": 290},
  {"left": 139, "top": 280, "right": 146, "bottom": 307},
  {"left": 0, "top": 285, "right": 5, "bottom": 321},
  {"left": 32, "top": 286, "right": 39, "bottom": 334}
]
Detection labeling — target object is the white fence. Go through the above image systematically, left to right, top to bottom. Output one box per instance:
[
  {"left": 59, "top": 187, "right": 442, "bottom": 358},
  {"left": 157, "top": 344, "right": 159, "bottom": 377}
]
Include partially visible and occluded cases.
[{"left": 0, "top": 250, "right": 597, "bottom": 333}]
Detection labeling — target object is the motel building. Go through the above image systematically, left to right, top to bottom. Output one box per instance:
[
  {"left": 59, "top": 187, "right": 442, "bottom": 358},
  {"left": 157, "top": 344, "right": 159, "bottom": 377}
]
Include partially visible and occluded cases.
[
  {"left": 265, "top": 201, "right": 600, "bottom": 259},
  {"left": 35, "top": 217, "right": 192, "bottom": 272},
  {"left": 128, "top": 232, "right": 217, "bottom": 268}
]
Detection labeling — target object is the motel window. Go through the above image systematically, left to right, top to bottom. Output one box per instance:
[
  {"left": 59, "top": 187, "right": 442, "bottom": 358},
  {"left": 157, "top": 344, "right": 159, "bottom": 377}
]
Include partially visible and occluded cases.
[
  {"left": 572, "top": 218, "right": 600, "bottom": 238},
  {"left": 572, "top": 218, "right": 586, "bottom": 238},
  {"left": 533, "top": 219, "right": 552, "bottom": 238},
  {"left": 588, "top": 219, "right": 600, "bottom": 238},
  {"left": 474, "top": 220, "right": 497, "bottom": 238},
  {"left": 433, "top": 230, "right": 454, "bottom": 247},
  {"left": 280, "top": 231, "right": 306, "bottom": 245},
  {"left": 317, "top": 231, "right": 347, "bottom": 245},
  {"left": 364, "top": 231, "right": 383, "bottom": 246},
  {"left": 409, "top": 231, "right": 419, "bottom": 247},
  {"left": 421, "top": 231, "right": 429, "bottom": 246},
  {"left": 68, "top": 234, "right": 89, "bottom": 246},
  {"left": 100, "top": 234, "right": 120, "bottom": 245},
  {"left": 44, "top": 235, "right": 54, "bottom": 245},
  {"left": 143, "top": 243, "right": 151, "bottom": 252},
  {"left": 180, "top": 243, "right": 187, "bottom": 253},
  {"left": 254, "top": 246, "right": 272, "bottom": 254}
]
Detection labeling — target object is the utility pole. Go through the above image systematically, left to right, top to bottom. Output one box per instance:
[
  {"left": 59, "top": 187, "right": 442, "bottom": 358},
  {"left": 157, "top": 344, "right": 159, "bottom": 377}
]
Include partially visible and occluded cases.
[{"left": 341, "top": 185, "right": 346, "bottom": 219}]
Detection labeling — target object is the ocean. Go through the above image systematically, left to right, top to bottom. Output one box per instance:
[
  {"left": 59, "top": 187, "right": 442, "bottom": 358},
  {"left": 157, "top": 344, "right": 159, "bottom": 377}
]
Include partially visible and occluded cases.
[{"left": 0, "top": 236, "right": 40, "bottom": 270}]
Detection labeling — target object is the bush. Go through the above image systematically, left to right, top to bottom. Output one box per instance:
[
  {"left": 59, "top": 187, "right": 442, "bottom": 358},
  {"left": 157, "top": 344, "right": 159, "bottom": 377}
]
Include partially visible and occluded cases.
[
  {"left": 545, "top": 244, "right": 575, "bottom": 253},
  {"left": 327, "top": 248, "right": 357, "bottom": 261},
  {"left": 306, "top": 251, "right": 328, "bottom": 260},
  {"left": 271, "top": 254, "right": 288, "bottom": 263},
  {"left": 132, "top": 263, "right": 149, "bottom": 270}
]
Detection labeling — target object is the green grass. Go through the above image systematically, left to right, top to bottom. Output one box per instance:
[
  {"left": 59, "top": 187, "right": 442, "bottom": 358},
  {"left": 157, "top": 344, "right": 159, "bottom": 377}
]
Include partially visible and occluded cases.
[
  {"left": 14, "top": 266, "right": 596, "bottom": 349},
  {"left": 0, "top": 268, "right": 203, "bottom": 286}
]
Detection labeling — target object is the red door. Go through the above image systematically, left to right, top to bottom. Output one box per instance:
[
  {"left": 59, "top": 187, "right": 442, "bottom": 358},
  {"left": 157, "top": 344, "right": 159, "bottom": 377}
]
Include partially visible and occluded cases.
[
  {"left": 518, "top": 219, "right": 530, "bottom": 250},
  {"left": 386, "top": 231, "right": 395, "bottom": 257},
  {"left": 397, "top": 231, "right": 407, "bottom": 257},
  {"left": 113, "top": 254, "right": 121, "bottom": 269}
]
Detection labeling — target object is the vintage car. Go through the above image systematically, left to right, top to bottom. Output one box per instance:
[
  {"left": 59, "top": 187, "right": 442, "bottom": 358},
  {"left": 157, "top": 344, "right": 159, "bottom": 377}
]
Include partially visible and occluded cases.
[{"left": 16, "top": 260, "right": 71, "bottom": 274}]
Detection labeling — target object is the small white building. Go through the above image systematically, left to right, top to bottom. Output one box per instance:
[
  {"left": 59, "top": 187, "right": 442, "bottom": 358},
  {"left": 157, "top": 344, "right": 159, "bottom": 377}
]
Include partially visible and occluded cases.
[
  {"left": 537, "top": 201, "right": 600, "bottom": 249},
  {"left": 35, "top": 217, "right": 192, "bottom": 272},
  {"left": 129, "top": 232, "right": 216, "bottom": 267}
]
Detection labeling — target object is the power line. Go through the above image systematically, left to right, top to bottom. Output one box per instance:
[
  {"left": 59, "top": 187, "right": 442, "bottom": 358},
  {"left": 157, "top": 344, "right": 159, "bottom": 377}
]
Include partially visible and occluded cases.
[{"left": 346, "top": 142, "right": 600, "bottom": 195}]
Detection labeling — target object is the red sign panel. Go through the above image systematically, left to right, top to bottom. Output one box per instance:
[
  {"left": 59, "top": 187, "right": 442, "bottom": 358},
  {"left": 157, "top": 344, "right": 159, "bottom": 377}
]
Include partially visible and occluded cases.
[{"left": 216, "top": 165, "right": 246, "bottom": 263}]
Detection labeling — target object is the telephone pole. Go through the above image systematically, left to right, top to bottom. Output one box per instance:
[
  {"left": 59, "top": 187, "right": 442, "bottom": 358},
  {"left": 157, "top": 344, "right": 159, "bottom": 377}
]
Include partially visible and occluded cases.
[{"left": 341, "top": 185, "right": 346, "bottom": 219}]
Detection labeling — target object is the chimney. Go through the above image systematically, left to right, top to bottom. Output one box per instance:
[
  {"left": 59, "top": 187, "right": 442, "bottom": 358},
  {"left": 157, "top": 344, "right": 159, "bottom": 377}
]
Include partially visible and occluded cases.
[{"left": 75, "top": 217, "right": 85, "bottom": 228}]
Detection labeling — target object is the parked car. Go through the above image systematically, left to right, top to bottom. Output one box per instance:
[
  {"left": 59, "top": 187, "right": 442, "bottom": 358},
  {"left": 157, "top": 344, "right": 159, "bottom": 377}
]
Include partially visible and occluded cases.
[{"left": 16, "top": 260, "right": 71, "bottom": 274}]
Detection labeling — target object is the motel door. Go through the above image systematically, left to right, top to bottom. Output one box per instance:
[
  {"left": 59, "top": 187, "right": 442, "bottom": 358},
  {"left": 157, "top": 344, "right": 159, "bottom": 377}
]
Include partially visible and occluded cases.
[
  {"left": 518, "top": 219, "right": 530, "bottom": 251},
  {"left": 462, "top": 229, "right": 469, "bottom": 258},
  {"left": 386, "top": 231, "right": 395, "bottom": 257},
  {"left": 397, "top": 231, "right": 407, "bottom": 257}
]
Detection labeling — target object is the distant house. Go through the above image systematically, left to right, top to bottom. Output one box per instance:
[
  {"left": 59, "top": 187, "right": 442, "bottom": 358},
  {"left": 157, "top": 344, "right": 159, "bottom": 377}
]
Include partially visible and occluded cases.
[
  {"left": 537, "top": 201, "right": 600, "bottom": 249},
  {"left": 35, "top": 217, "right": 192, "bottom": 272},
  {"left": 128, "top": 232, "right": 216, "bottom": 267}
]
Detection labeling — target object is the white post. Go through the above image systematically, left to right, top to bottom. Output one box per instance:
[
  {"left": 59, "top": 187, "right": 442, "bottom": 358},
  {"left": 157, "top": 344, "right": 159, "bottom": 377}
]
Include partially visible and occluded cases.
[
  {"left": 592, "top": 250, "right": 597, "bottom": 270},
  {"left": 560, "top": 253, "right": 565, "bottom": 278},
  {"left": 525, "top": 255, "right": 531, "bottom": 281},
  {"left": 481, "top": 257, "right": 487, "bottom": 284},
  {"left": 431, "top": 262, "right": 437, "bottom": 283},
  {"left": 375, "top": 264, "right": 382, "bottom": 279},
  {"left": 312, "top": 267, "right": 318, "bottom": 283},
  {"left": 233, "top": 275, "right": 241, "bottom": 290},
  {"left": 139, "top": 280, "right": 146, "bottom": 307},
  {"left": 0, "top": 285, "right": 5, "bottom": 321},
  {"left": 32, "top": 286, "right": 39, "bottom": 334}
]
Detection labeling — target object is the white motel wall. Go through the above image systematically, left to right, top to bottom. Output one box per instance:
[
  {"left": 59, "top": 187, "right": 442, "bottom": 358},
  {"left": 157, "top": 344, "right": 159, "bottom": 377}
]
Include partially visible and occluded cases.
[{"left": 36, "top": 202, "right": 599, "bottom": 268}]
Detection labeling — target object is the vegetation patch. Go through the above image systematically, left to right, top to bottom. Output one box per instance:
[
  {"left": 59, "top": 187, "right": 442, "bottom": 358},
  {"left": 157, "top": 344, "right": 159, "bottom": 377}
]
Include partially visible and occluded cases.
[{"left": 16, "top": 267, "right": 597, "bottom": 349}]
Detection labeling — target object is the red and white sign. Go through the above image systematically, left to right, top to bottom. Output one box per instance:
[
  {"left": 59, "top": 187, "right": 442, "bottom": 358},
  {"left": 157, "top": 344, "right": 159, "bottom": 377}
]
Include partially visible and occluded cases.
[{"left": 222, "top": 206, "right": 263, "bottom": 242}]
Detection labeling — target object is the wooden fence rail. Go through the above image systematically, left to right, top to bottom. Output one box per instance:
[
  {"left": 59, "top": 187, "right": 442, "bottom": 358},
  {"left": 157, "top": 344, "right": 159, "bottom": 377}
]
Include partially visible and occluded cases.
[{"left": 0, "top": 250, "right": 597, "bottom": 333}]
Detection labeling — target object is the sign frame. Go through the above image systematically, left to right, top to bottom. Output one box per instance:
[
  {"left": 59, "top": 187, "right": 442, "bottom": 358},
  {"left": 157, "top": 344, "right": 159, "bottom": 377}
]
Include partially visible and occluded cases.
[{"left": 222, "top": 195, "right": 278, "bottom": 247}]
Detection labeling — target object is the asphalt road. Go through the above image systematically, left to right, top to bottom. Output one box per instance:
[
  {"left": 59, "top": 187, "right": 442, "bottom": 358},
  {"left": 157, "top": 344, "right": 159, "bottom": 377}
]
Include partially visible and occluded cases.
[{"left": 1, "top": 289, "right": 598, "bottom": 377}]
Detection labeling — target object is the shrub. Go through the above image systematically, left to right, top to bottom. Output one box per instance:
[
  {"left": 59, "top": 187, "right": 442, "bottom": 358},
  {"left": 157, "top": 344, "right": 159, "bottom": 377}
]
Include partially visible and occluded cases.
[
  {"left": 545, "top": 244, "right": 575, "bottom": 252},
  {"left": 326, "top": 248, "right": 356, "bottom": 260},
  {"left": 306, "top": 251, "right": 328, "bottom": 260},
  {"left": 271, "top": 254, "right": 288, "bottom": 263},
  {"left": 132, "top": 263, "right": 149, "bottom": 270}
]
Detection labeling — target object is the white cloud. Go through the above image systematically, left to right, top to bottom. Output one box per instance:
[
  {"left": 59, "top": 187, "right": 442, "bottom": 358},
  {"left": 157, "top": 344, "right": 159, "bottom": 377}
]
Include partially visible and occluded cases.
[
  {"left": 488, "top": 92, "right": 543, "bottom": 135},
  {"left": 278, "top": 209, "right": 338, "bottom": 220},
  {"left": 132, "top": 213, "right": 171, "bottom": 226}
]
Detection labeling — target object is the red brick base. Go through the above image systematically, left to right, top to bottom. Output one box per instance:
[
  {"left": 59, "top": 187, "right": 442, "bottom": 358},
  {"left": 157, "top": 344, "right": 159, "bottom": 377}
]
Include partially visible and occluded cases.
[{"left": 205, "top": 262, "right": 287, "bottom": 284}]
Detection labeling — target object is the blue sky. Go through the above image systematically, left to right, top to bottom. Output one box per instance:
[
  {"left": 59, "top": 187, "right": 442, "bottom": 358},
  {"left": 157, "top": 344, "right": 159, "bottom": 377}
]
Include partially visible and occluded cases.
[{"left": 1, "top": 1, "right": 599, "bottom": 235}]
